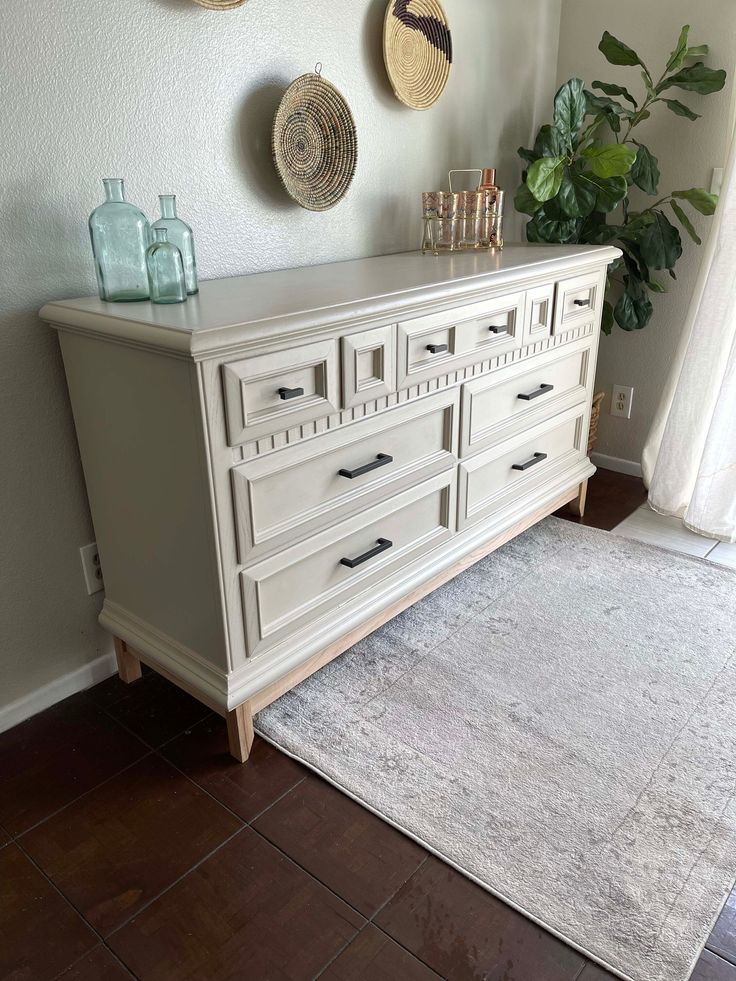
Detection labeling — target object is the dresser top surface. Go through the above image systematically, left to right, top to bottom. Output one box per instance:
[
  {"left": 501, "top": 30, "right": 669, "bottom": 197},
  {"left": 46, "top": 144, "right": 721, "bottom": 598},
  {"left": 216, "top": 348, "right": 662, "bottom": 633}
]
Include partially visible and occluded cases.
[{"left": 41, "top": 244, "right": 619, "bottom": 357}]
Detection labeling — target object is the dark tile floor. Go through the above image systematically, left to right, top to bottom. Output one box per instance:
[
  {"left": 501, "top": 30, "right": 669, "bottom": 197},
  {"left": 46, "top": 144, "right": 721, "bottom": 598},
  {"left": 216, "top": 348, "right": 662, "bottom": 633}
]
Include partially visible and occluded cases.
[{"left": 1, "top": 470, "right": 734, "bottom": 980}]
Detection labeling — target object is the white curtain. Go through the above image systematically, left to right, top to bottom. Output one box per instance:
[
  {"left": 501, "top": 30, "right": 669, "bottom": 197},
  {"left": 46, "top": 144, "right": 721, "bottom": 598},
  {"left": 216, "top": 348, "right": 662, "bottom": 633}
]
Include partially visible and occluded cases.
[{"left": 642, "top": 122, "right": 736, "bottom": 543}]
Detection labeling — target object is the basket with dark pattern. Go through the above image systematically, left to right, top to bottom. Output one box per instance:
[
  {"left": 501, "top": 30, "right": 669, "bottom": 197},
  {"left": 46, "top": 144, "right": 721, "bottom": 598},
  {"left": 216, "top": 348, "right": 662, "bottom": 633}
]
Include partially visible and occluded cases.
[
  {"left": 383, "top": 0, "right": 452, "bottom": 110},
  {"left": 272, "top": 72, "right": 358, "bottom": 212}
]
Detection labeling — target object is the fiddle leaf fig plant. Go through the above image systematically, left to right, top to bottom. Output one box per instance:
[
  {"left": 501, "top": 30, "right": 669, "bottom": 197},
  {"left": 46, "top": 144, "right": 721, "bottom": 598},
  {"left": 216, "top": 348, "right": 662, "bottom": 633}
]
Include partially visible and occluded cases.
[{"left": 515, "top": 26, "right": 726, "bottom": 333}]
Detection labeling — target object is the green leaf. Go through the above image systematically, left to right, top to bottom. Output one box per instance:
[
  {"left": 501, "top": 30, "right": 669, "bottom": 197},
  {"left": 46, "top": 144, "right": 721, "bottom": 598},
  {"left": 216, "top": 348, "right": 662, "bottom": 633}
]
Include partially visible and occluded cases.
[
  {"left": 666, "top": 25, "right": 690, "bottom": 73},
  {"left": 599, "top": 31, "right": 642, "bottom": 67},
  {"left": 687, "top": 44, "right": 709, "bottom": 58},
  {"left": 658, "top": 62, "right": 727, "bottom": 95},
  {"left": 554, "top": 78, "right": 587, "bottom": 146},
  {"left": 592, "top": 80, "right": 637, "bottom": 107},
  {"left": 585, "top": 91, "right": 631, "bottom": 117},
  {"left": 661, "top": 98, "right": 701, "bottom": 121},
  {"left": 533, "top": 124, "right": 566, "bottom": 158},
  {"left": 630, "top": 142, "right": 660, "bottom": 195},
  {"left": 582, "top": 144, "right": 638, "bottom": 178},
  {"left": 518, "top": 146, "right": 539, "bottom": 166},
  {"left": 527, "top": 156, "right": 566, "bottom": 202},
  {"left": 557, "top": 170, "right": 597, "bottom": 218},
  {"left": 575, "top": 172, "right": 628, "bottom": 213},
  {"left": 514, "top": 182, "right": 543, "bottom": 217},
  {"left": 672, "top": 187, "right": 719, "bottom": 215},
  {"left": 670, "top": 199, "right": 702, "bottom": 244},
  {"left": 638, "top": 211, "right": 683, "bottom": 269},
  {"left": 526, "top": 213, "right": 578, "bottom": 244},
  {"left": 647, "top": 277, "right": 667, "bottom": 293},
  {"left": 615, "top": 290, "right": 654, "bottom": 330},
  {"left": 601, "top": 300, "right": 614, "bottom": 335}
]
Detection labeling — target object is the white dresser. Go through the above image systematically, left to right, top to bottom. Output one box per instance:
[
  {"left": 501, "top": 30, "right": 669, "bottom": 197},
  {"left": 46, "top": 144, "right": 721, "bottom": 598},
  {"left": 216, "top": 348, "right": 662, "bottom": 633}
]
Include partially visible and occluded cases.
[{"left": 42, "top": 244, "right": 619, "bottom": 760}]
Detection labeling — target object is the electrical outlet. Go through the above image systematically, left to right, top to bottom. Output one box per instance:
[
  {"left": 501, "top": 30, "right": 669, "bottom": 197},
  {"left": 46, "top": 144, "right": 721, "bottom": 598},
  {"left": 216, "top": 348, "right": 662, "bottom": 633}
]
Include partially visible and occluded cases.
[
  {"left": 610, "top": 385, "right": 634, "bottom": 419},
  {"left": 79, "top": 542, "right": 104, "bottom": 595}
]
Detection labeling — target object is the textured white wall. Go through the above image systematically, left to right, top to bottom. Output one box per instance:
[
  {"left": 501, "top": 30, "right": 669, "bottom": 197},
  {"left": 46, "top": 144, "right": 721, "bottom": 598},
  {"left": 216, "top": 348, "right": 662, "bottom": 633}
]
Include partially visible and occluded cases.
[
  {"left": 0, "top": 0, "right": 561, "bottom": 713},
  {"left": 557, "top": 1, "right": 736, "bottom": 467}
]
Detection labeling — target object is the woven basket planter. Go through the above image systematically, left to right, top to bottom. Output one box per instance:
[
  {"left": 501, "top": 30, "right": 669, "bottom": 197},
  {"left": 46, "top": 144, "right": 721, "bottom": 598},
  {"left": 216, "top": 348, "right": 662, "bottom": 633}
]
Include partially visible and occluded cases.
[
  {"left": 383, "top": 0, "right": 452, "bottom": 110},
  {"left": 272, "top": 73, "right": 358, "bottom": 212},
  {"left": 588, "top": 391, "right": 605, "bottom": 456}
]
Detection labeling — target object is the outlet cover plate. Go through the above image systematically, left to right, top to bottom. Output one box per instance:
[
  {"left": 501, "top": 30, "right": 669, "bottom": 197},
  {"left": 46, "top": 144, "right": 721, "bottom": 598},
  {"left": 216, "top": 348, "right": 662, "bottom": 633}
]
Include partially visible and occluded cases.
[
  {"left": 611, "top": 385, "right": 634, "bottom": 419},
  {"left": 80, "top": 542, "right": 104, "bottom": 595}
]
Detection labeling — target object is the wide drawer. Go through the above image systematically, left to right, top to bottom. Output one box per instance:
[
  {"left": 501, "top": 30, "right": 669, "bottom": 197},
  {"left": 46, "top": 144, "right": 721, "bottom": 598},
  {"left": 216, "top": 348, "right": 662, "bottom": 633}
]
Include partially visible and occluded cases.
[
  {"left": 554, "top": 270, "right": 603, "bottom": 334},
  {"left": 397, "top": 292, "right": 525, "bottom": 390},
  {"left": 460, "top": 336, "right": 593, "bottom": 456},
  {"left": 222, "top": 339, "right": 340, "bottom": 446},
  {"left": 231, "top": 388, "right": 459, "bottom": 562},
  {"left": 458, "top": 405, "right": 587, "bottom": 530},
  {"left": 241, "top": 470, "right": 456, "bottom": 657}
]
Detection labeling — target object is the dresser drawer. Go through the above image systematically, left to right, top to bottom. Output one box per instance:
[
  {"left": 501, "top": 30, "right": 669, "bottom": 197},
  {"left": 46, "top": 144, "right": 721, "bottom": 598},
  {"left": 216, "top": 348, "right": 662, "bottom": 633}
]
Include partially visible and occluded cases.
[
  {"left": 554, "top": 270, "right": 603, "bottom": 334},
  {"left": 522, "top": 283, "right": 555, "bottom": 345},
  {"left": 397, "top": 292, "right": 524, "bottom": 390},
  {"left": 341, "top": 325, "right": 397, "bottom": 409},
  {"left": 460, "top": 338, "right": 593, "bottom": 456},
  {"left": 222, "top": 339, "right": 340, "bottom": 446},
  {"left": 232, "top": 388, "right": 459, "bottom": 562},
  {"left": 458, "top": 405, "right": 587, "bottom": 530},
  {"left": 241, "top": 471, "right": 456, "bottom": 657}
]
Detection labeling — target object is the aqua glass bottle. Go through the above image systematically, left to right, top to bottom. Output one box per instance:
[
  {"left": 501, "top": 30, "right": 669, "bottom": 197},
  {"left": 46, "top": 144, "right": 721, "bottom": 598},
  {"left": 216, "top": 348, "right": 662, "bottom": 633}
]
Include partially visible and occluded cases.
[
  {"left": 88, "top": 178, "right": 151, "bottom": 302},
  {"left": 152, "top": 195, "right": 199, "bottom": 295},
  {"left": 146, "top": 228, "right": 187, "bottom": 304}
]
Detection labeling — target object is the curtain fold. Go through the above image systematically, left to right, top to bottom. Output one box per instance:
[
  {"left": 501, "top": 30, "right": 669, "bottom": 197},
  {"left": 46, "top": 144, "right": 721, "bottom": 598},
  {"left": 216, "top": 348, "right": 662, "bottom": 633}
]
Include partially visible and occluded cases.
[{"left": 641, "top": 119, "right": 736, "bottom": 543}]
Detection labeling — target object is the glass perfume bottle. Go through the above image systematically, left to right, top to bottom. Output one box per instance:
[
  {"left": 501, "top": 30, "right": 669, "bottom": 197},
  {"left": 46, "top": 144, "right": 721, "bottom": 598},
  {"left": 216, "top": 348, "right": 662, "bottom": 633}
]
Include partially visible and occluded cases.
[
  {"left": 88, "top": 178, "right": 151, "bottom": 302},
  {"left": 152, "top": 195, "right": 198, "bottom": 295},
  {"left": 145, "top": 228, "right": 187, "bottom": 304}
]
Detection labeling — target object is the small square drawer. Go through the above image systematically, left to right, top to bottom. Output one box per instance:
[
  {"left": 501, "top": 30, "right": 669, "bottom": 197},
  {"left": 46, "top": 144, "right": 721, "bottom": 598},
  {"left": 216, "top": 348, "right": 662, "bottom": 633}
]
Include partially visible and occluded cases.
[
  {"left": 554, "top": 270, "right": 603, "bottom": 334},
  {"left": 523, "top": 283, "right": 555, "bottom": 345},
  {"left": 397, "top": 293, "right": 524, "bottom": 390},
  {"left": 341, "top": 325, "right": 397, "bottom": 409},
  {"left": 460, "top": 338, "right": 593, "bottom": 456},
  {"left": 222, "top": 339, "right": 340, "bottom": 446},
  {"left": 232, "top": 388, "right": 459, "bottom": 562},
  {"left": 458, "top": 405, "right": 586, "bottom": 530},
  {"left": 240, "top": 470, "right": 456, "bottom": 657}
]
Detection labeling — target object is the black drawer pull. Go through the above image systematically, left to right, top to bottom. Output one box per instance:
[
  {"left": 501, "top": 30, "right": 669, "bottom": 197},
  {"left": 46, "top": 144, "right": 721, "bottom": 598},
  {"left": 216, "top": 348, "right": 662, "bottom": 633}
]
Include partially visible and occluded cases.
[
  {"left": 573, "top": 298, "right": 590, "bottom": 307},
  {"left": 488, "top": 324, "right": 507, "bottom": 334},
  {"left": 426, "top": 343, "right": 448, "bottom": 354},
  {"left": 517, "top": 383, "right": 554, "bottom": 402},
  {"left": 278, "top": 386, "right": 304, "bottom": 401},
  {"left": 512, "top": 452, "right": 548, "bottom": 472},
  {"left": 338, "top": 453, "right": 393, "bottom": 480},
  {"left": 340, "top": 538, "right": 393, "bottom": 569}
]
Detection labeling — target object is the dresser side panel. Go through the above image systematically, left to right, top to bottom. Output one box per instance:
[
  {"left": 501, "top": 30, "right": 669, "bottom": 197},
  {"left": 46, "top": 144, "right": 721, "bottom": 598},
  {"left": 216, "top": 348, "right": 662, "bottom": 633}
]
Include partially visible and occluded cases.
[{"left": 58, "top": 332, "right": 229, "bottom": 673}]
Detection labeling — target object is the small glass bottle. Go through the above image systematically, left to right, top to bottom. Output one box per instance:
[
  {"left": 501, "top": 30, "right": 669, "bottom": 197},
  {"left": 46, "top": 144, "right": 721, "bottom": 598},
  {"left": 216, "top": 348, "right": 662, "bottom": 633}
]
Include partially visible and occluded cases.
[
  {"left": 89, "top": 178, "right": 151, "bottom": 302},
  {"left": 152, "top": 195, "right": 198, "bottom": 295},
  {"left": 146, "top": 228, "right": 187, "bottom": 304}
]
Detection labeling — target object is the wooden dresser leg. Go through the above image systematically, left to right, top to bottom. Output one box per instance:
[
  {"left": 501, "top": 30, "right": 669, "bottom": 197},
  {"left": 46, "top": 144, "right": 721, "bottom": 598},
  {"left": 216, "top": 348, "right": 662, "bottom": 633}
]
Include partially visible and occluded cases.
[
  {"left": 568, "top": 479, "right": 589, "bottom": 519},
  {"left": 113, "top": 637, "right": 142, "bottom": 684},
  {"left": 227, "top": 702, "right": 255, "bottom": 763}
]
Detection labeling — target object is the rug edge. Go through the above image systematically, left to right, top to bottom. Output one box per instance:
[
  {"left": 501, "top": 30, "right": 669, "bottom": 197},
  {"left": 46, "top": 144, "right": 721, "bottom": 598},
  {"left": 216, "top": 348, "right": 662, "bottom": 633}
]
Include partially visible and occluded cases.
[{"left": 254, "top": 724, "right": 637, "bottom": 981}]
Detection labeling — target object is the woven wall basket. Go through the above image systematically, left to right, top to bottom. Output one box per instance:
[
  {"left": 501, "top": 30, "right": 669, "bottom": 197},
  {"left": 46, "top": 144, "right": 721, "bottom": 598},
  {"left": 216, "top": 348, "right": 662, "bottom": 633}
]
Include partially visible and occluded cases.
[
  {"left": 192, "top": 0, "right": 247, "bottom": 8},
  {"left": 383, "top": 0, "right": 452, "bottom": 110},
  {"left": 272, "top": 72, "right": 358, "bottom": 212}
]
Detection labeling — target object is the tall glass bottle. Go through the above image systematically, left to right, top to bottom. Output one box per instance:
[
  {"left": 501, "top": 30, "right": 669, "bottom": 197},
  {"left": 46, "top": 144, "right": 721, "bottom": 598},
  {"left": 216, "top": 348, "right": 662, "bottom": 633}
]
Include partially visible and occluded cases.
[
  {"left": 89, "top": 179, "right": 151, "bottom": 301},
  {"left": 152, "top": 195, "right": 198, "bottom": 295},
  {"left": 146, "top": 228, "right": 187, "bottom": 304}
]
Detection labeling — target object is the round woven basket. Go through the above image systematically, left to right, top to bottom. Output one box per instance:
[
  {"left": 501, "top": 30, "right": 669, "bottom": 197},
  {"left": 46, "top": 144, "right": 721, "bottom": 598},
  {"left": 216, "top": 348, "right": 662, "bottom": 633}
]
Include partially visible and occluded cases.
[
  {"left": 192, "top": 0, "right": 247, "bottom": 9},
  {"left": 383, "top": 0, "right": 452, "bottom": 110},
  {"left": 272, "top": 73, "right": 358, "bottom": 212},
  {"left": 588, "top": 391, "right": 606, "bottom": 455}
]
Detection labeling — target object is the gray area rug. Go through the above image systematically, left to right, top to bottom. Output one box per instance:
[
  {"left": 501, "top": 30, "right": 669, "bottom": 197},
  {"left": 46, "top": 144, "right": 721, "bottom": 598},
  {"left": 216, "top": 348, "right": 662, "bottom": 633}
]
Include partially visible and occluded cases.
[{"left": 257, "top": 518, "right": 736, "bottom": 981}]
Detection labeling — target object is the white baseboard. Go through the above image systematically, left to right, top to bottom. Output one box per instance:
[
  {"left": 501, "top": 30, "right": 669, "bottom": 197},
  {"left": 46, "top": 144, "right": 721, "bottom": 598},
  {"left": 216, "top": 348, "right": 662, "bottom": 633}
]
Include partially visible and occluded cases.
[
  {"left": 591, "top": 452, "right": 643, "bottom": 478},
  {"left": 0, "top": 652, "right": 118, "bottom": 735}
]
